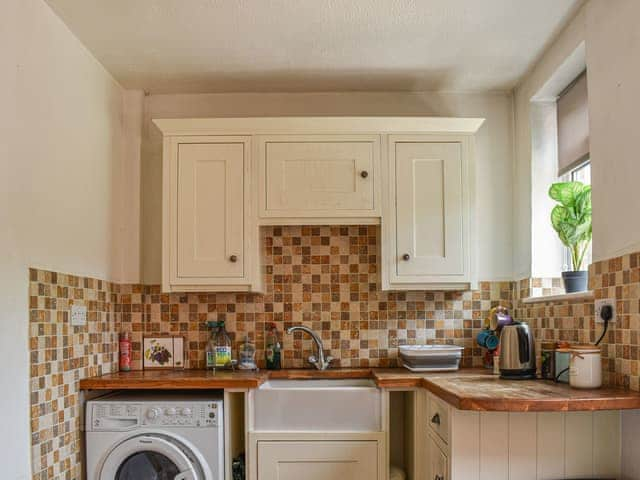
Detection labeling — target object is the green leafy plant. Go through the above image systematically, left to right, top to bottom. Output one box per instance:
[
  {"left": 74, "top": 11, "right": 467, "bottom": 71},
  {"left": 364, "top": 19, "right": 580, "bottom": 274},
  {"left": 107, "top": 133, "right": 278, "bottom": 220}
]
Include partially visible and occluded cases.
[{"left": 549, "top": 181, "right": 592, "bottom": 271}]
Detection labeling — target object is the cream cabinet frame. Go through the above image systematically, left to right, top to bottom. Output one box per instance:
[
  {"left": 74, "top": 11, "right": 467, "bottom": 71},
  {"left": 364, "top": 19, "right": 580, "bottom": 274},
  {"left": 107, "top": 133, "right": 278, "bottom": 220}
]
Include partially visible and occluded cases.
[
  {"left": 154, "top": 117, "right": 485, "bottom": 293},
  {"left": 257, "top": 134, "right": 381, "bottom": 223},
  {"left": 382, "top": 134, "right": 476, "bottom": 291},
  {"left": 161, "top": 135, "right": 261, "bottom": 293},
  {"left": 417, "top": 392, "right": 621, "bottom": 480},
  {"left": 247, "top": 432, "right": 386, "bottom": 480}
]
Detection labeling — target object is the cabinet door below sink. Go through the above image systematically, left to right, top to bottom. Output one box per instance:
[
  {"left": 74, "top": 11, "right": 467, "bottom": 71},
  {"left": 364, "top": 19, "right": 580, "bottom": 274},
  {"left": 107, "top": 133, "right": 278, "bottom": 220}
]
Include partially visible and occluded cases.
[{"left": 257, "top": 440, "right": 378, "bottom": 480}]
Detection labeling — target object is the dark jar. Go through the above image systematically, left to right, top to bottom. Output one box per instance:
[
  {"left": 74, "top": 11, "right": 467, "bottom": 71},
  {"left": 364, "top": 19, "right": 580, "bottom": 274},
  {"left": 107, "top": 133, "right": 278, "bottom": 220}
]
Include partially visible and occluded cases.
[{"left": 540, "top": 341, "right": 557, "bottom": 380}]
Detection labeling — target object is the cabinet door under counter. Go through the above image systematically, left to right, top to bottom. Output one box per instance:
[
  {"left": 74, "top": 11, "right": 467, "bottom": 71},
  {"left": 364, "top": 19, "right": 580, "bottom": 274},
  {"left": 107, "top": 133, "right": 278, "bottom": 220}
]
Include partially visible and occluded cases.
[
  {"left": 416, "top": 392, "right": 621, "bottom": 480},
  {"left": 256, "top": 439, "right": 381, "bottom": 480}
]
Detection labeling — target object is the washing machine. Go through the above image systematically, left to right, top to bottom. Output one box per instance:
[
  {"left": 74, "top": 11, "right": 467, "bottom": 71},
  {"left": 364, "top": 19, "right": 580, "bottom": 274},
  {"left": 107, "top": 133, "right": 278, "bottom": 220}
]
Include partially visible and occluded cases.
[{"left": 86, "top": 392, "right": 224, "bottom": 480}]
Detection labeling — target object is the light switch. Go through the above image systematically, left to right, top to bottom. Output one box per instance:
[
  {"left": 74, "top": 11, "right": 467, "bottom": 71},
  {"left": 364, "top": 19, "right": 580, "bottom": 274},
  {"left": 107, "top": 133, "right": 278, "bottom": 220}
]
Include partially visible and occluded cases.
[{"left": 71, "top": 305, "right": 87, "bottom": 326}]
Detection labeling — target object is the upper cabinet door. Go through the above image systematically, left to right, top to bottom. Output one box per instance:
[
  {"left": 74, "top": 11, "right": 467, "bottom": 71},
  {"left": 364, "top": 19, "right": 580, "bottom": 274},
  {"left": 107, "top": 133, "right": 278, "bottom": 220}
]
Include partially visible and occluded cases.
[
  {"left": 259, "top": 135, "right": 380, "bottom": 219},
  {"left": 383, "top": 135, "right": 472, "bottom": 290},
  {"left": 163, "top": 137, "right": 257, "bottom": 292},
  {"left": 176, "top": 142, "right": 244, "bottom": 278},
  {"left": 396, "top": 142, "right": 463, "bottom": 276}
]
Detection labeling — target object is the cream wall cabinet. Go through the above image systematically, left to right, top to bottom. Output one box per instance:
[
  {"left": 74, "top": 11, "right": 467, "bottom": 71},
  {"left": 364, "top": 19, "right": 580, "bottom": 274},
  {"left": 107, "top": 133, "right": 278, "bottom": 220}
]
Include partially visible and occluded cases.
[
  {"left": 154, "top": 118, "right": 484, "bottom": 293},
  {"left": 161, "top": 135, "right": 260, "bottom": 292},
  {"left": 258, "top": 135, "right": 380, "bottom": 221},
  {"left": 383, "top": 136, "right": 473, "bottom": 290},
  {"left": 418, "top": 392, "right": 621, "bottom": 480}
]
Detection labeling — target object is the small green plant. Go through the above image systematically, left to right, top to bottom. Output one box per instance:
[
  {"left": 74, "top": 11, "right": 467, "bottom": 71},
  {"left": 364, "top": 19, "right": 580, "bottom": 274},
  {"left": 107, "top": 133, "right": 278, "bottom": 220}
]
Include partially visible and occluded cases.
[{"left": 549, "top": 181, "right": 592, "bottom": 271}]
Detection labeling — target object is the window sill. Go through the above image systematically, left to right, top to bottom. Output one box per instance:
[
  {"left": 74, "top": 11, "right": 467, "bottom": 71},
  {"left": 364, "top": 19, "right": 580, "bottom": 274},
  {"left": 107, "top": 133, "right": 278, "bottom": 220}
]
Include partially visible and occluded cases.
[{"left": 521, "top": 290, "right": 594, "bottom": 304}]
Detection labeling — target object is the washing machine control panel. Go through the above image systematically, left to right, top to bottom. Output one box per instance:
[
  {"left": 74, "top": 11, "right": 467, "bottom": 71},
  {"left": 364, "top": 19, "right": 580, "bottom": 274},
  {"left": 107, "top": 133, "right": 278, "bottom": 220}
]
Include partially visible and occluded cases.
[{"left": 90, "top": 400, "right": 220, "bottom": 431}]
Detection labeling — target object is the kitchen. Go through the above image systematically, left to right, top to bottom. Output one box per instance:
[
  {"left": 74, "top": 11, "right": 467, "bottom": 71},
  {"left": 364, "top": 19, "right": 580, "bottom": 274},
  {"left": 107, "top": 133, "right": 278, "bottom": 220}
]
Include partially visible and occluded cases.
[{"left": 4, "top": 1, "right": 640, "bottom": 480}]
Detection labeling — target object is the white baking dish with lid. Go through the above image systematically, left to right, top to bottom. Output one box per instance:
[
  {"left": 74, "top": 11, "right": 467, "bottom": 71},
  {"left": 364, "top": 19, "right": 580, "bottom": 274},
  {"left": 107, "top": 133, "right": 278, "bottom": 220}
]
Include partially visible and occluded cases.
[{"left": 399, "top": 345, "right": 464, "bottom": 371}]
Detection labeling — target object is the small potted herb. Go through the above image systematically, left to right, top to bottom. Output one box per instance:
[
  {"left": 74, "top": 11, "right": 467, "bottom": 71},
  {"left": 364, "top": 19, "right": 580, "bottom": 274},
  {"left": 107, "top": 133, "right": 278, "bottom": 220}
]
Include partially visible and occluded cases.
[{"left": 549, "top": 181, "right": 592, "bottom": 293}]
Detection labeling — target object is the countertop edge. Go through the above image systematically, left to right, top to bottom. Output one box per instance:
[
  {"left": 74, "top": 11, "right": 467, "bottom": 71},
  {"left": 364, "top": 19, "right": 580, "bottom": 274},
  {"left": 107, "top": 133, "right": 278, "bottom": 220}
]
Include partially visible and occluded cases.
[
  {"left": 79, "top": 369, "right": 640, "bottom": 413},
  {"left": 78, "top": 379, "right": 264, "bottom": 390}
]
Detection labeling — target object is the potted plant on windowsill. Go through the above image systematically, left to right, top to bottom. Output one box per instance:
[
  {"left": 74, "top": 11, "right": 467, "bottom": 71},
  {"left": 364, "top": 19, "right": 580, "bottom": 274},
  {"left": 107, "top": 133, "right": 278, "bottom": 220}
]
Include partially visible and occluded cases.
[{"left": 549, "top": 181, "right": 592, "bottom": 293}]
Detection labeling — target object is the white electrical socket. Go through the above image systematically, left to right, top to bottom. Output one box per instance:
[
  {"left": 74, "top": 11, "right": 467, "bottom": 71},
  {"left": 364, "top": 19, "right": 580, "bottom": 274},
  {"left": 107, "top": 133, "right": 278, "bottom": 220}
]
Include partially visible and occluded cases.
[
  {"left": 595, "top": 298, "right": 616, "bottom": 323},
  {"left": 71, "top": 304, "right": 87, "bottom": 326}
]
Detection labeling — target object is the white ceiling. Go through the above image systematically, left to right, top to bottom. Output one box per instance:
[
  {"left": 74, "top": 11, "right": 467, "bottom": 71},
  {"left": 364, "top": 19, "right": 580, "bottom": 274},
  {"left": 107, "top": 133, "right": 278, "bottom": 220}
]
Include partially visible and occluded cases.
[{"left": 46, "top": 0, "right": 583, "bottom": 94}]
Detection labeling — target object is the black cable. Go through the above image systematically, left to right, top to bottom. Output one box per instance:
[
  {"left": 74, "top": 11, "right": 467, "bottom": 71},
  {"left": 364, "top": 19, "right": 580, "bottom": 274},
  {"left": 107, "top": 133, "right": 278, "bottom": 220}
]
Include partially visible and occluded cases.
[
  {"left": 595, "top": 318, "right": 609, "bottom": 346},
  {"left": 555, "top": 366, "right": 569, "bottom": 382}
]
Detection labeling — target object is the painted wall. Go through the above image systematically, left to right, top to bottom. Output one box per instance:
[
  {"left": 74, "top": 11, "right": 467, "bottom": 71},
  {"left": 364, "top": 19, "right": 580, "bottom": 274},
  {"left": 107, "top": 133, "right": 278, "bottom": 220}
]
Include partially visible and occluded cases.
[
  {"left": 0, "top": 0, "right": 129, "bottom": 477},
  {"left": 513, "top": 0, "right": 640, "bottom": 476},
  {"left": 514, "top": 0, "right": 640, "bottom": 270},
  {"left": 586, "top": 0, "right": 640, "bottom": 263},
  {"left": 512, "top": 6, "right": 587, "bottom": 279},
  {"left": 141, "top": 91, "right": 515, "bottom": 284}
]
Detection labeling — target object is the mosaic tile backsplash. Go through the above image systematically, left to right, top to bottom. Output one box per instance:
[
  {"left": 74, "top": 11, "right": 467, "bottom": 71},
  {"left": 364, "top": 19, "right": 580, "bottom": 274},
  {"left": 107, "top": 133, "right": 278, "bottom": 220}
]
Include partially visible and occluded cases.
[
  {"left": 27, "top": 225, "right": 640, "bottom": 479},
  {"left": 117, "top": 226, "right": 512, "bottom": 370},
  {"left": 514, "top": 252, "right": 640, "bottom": 391},
  {"left": 29, "top": 269, "right": 118, "bottom": 480}
]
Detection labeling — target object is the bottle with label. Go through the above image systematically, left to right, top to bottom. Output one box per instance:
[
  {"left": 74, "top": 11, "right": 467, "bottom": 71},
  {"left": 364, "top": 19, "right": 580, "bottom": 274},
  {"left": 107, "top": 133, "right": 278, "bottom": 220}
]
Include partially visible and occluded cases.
[
  {"left": 206, "top": 320, "right": 233, "bottom": 370},
  {"left": 205, "top": 323, "right": 217, "bottom": 370},
  {"left": 265, "top": 324, "right": 281, "bottom": 370},
  {"left": 119, "top": 332, "right": 131, "bottom": 372},
  {"left": 238, "top": 335, "right": 257, "bottom": 370},
  {"left": 273, "top": 341, "right": 282, "bottom": 370}
]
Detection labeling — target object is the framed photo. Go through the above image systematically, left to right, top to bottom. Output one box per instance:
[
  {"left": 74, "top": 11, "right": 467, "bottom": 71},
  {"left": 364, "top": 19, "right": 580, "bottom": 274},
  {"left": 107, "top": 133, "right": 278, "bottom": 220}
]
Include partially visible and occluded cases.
[{"left": 143, "top": 336, "right": 184, "bottom": 369}]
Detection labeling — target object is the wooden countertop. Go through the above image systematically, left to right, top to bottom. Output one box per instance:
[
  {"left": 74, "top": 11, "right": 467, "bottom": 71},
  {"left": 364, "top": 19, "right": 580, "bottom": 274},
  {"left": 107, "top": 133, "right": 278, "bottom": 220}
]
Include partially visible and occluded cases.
[
  {"left": 80, "top": 368, "right": 640, "bottom": 412},
  {"left": 79, "top": 369, "right": 266, "bottom": 390},
  {"left": 417, "top": 371, "right": 640, "bottom": 412}
]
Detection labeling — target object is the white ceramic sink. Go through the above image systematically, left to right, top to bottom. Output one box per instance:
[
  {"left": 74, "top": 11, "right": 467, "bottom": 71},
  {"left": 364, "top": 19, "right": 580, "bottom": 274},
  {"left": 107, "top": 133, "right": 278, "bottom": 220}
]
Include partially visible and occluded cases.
[{"left": 253, "top": 378, "right": 382, "bottom": 431}]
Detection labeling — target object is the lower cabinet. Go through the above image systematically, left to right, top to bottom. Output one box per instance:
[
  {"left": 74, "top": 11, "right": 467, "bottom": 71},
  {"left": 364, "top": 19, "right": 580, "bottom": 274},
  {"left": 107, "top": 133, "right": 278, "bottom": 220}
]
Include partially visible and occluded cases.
[
  {"left": 418, "top": 392, "right": 622, "bottom": 480},
  {"left": 249, "top": 433, "right": 385, "bottom": 480},
  {"left": 427, "top": 435, "right": 448, "bottom": 480},
  {"left": 257, "top": 440, "right": 378, "bottom": 480}
]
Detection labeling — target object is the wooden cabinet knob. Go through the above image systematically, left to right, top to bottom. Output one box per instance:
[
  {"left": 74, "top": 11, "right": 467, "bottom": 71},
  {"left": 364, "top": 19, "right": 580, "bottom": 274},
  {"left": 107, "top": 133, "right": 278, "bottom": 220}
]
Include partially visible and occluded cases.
[
  {"left": 360, "top": 170, "right": 369, "bottom": 178},
  {"left": 402, "top": 253, "right": 410, "bottom": 261},
  {"left": 229, "top": 255, "right": 238, "bottom": 263}
]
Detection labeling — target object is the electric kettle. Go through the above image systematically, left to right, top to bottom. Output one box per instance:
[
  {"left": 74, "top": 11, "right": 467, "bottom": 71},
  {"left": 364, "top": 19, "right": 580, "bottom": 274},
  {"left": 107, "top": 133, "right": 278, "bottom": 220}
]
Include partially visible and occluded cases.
[{"left": 499, "top": 323, "right": 536, "bottom": 379}]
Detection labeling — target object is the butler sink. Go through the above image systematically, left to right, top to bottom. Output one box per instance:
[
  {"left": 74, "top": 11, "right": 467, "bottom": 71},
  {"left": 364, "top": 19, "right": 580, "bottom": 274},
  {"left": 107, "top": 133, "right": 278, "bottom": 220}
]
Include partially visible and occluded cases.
[{"left": 252, "top": 378, "right": 382, "bottom": 431}]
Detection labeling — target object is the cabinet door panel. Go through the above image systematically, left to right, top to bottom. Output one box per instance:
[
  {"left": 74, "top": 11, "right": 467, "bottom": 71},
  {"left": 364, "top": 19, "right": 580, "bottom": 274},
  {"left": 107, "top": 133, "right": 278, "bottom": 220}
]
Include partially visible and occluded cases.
[
  {"left": 263, "top": 138, "right": 377, "bottom": 215},
  {"left": 176, "top": 142, "right": 244, "bottom": 278},
  {"left": 395, "top": 142, "right": 464, "bottom": 276},
  {"left": 427, "top": 393, "right": 450, "bottom": 445},
  {"left": 428, "top": 435, "right": 448, "bottom": 480},
  {"left": 257, "top": 441, "right": 377, "bottom": 480}
]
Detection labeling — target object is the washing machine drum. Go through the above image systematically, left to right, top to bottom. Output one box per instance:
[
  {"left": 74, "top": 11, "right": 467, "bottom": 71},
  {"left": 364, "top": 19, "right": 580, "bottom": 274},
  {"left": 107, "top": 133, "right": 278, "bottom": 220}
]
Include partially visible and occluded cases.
[{"left": 100, "top": 434, "right": 203, "bottom": 480}]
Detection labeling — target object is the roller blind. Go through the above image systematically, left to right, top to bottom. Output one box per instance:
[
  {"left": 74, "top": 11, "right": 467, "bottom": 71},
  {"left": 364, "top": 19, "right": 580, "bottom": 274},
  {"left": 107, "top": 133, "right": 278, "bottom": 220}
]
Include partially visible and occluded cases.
[{"left": 557, "top": 71, "right": 589, "bottom": 176}]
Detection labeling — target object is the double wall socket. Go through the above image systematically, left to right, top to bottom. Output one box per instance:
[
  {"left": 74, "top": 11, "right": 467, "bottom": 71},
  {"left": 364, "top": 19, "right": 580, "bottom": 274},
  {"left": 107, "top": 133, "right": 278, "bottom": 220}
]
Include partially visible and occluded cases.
[{"left": 595, "top": 298, "right": 616, "bottom": 323}]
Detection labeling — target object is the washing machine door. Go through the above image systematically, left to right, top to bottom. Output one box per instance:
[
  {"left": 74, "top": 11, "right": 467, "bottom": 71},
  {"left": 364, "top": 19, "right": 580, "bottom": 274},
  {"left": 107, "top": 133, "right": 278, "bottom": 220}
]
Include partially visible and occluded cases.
[{"left": 100, "top": 434, "right": 203, "bottom": 480}]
